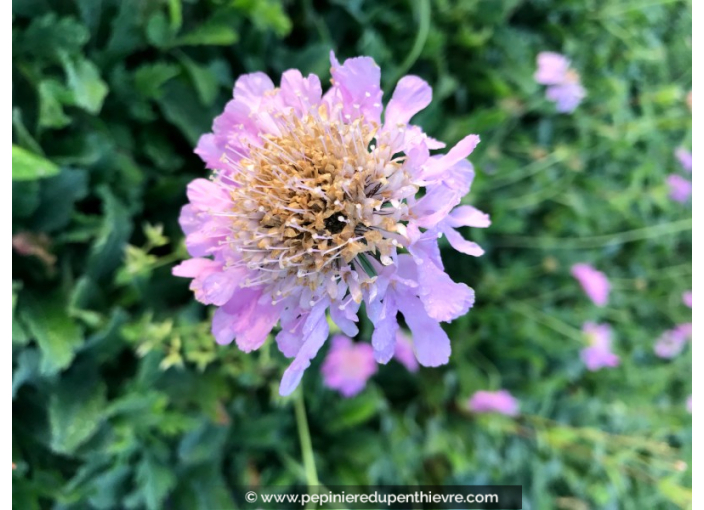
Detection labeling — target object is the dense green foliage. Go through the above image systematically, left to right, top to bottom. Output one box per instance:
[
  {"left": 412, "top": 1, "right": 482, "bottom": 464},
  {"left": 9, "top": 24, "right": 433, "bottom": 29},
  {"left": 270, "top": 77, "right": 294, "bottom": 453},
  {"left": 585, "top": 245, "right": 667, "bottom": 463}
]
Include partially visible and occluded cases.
[{"left": 12, "top": 0, "right": 692, "bottom": 508}]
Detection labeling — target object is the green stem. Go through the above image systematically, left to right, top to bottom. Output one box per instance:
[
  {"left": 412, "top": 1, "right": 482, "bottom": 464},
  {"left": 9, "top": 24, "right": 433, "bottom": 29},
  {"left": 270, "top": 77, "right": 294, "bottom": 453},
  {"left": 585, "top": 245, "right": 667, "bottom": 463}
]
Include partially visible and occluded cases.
[
  {"left": 391, "top": 0, "right": 431, "bottom": 84},
  {"left": 496, "top": 218, "right": 691, "bottom": 250},
  {"left": 508, "top": 302, "right": 583, "bottom": 343},
  {"left": 294, "top": 389, "right": 319, "bottom": 488}
]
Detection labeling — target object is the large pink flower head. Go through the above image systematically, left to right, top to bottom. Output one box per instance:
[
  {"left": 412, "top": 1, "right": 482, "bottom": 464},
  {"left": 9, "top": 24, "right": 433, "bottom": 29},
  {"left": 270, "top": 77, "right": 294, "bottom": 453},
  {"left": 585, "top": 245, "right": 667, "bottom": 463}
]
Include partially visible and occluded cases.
[
  {"left": 174, "top": 52, "right": 488, "bottom": 396},
  {"left": 534, "top": 52, "right": 586, "bottom": 113},
  {"left": 571, "top": 263, "right": 610, "bottom": 307},
  {"left": 580, "top": 322, "right": 619, "bottom": 371},
  {"left": 321, "top": 335, "right": 377, "bottom": 397}
]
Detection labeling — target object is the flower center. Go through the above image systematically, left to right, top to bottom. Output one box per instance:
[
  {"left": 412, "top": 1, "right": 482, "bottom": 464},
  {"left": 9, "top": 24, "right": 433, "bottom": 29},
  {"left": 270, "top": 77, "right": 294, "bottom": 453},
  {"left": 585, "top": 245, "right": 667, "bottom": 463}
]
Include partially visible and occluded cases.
[{"left": 223, "top": 106, "right": 416, "bottom": 297}]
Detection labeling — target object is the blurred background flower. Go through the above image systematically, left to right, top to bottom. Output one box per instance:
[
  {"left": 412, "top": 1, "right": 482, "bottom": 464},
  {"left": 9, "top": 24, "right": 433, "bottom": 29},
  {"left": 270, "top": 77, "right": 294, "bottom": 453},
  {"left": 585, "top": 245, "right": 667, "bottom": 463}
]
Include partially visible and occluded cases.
[
  {"left": 580, "top": 323, "right": 619, "bottom": 371},
  {"left": 321, "top": 335, "right": 378, "bottom": 397},
  {"left": 468, "top": 390, "right": 519, "bottom": 417}
]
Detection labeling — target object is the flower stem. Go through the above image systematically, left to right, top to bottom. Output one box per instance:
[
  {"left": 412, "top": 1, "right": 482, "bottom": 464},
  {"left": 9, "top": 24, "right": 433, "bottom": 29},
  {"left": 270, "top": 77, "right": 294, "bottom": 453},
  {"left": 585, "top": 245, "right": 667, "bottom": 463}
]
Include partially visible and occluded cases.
[{"left": 294, "top": 388, "right": 319, "bottom": 488}]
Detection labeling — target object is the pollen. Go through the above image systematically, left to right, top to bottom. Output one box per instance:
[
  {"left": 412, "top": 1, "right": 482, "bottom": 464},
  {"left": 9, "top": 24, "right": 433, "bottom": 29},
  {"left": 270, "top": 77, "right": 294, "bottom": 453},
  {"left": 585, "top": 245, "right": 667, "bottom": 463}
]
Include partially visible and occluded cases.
[{"left": 221, "top": 105, "right": 417, "bottom": 297}]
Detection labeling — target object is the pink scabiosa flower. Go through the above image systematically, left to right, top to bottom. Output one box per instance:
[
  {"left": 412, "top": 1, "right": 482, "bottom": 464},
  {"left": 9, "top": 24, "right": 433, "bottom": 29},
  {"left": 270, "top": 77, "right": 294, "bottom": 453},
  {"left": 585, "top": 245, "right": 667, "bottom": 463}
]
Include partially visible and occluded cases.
[
  {"left": 173, "top": 52, "right": 487, "bottom": 396},
  {"left": 534, "top": 52, "right": 586, "bottom": 113},
  {"left": 675, "top": 148, "right": 692, "bottom": 173},
  {"left": 667, "top": 174, "right": 692, "bottom": 203},
  {"left": 571, "top": 263, "right": 610, "bottom": 307},
  {"left": 683, "top": 291, "right": 692, "bottom": 308},
  {"left": 580, "top": 323, "right": 619, "bottom": 371},
  {"left": 654, "top": 323, "right": 692, "bottom": 359},
  {"left": 393, "top": 330, "right": 419, "bottom": 372},
  {"left": 320, "top": 335, "right": 377, "bottom": 397},
  {"left": 468, "top": 390, "right": 519, "bottom": 417}
]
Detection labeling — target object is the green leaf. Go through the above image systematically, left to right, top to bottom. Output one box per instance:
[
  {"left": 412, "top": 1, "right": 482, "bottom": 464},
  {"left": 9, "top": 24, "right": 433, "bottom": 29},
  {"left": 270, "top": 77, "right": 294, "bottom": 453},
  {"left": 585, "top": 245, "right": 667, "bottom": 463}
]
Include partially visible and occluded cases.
[
  {"left": 167, "top": 0, "right": 183, "bottom": 32},
  {"left": 233, "top": 0, "right": 291, "bottom": 37},
  {"left": 145, "top": 11, "right": 174, "bottom": 49},
  {"left": 17, "top": 14, "right": 89, "bottom": 61},
  {"left": 172, "top": 21, "right": 239, "bottom": 47},
  {"left": 177, "top": 54, "right": 219, "bottom": 106},
  {"left": 61, "top": 55, "right": 109, "bottom": 114},
  {"left": 133, "top": 62, "right": 180, "bottom": 100},
  {"left": 155, "top": 79, "right": 214, "bottom": 144},
  {"left": 38, "top": 80, "right": 72, "bottom": 129},
  {"left": 12, "top": 108, "right": 43, "bottom": 155},
  {"left": 12, "top": 145, "right": 60, "bottom": 181},
  {"left": 30, "top": 168, "right": 88, "bottom": 232},
  {"left": 12, "top": 180, "right": 40, "bottom": 218},
  {"left": 87, "top": 187, "right": 133, "bottom": 281},
  {"left": 13, "top": 282, "right": 30, "bottom": 346},
  {"left": 20, "top": 291, "right": 84, "bottom": 376},
  {"left": 12, "top": 348, "right": 40, "bottom": 399},
  {"left": 49, "top": 367, "right": 107, "bottom": 454},
  {"left": 326, "top": 388, "right": 384, "bottom": 432},
  {"left": 177, "top": 422, "right": 229, "bottom": 465},
  {"left": 134, "top": 454, "right": 177, "bottom": 510}
]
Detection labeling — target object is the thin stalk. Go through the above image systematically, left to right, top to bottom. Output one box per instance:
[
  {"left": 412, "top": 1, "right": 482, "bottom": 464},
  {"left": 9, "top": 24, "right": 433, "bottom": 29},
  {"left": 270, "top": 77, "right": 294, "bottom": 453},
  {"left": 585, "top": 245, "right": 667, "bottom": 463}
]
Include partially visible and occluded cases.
[{"left": 294, "top": 389, "right": 319, "bottom": 488}]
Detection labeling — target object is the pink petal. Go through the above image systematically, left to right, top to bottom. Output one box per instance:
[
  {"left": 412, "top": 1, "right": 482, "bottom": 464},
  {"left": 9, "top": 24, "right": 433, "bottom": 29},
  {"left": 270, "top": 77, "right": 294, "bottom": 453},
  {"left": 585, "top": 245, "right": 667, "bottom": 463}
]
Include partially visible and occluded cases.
[
  {"left": 329, "top": 51, "right": 383, "bottom": 124},
  {"left": 233, "top": 72, "right": 275, "bottom": 108},
  {"left": 385, "top": 75, "right": 432, "bottom": 126},
  {"left": 445, "top": 205, "right": 491, "bottom": 228},
  {"left": 442, "top": 226, "right": 485, "bottom": 257},
  {"left": 396, "top": 293, "right": 451, "bottom": 367}
]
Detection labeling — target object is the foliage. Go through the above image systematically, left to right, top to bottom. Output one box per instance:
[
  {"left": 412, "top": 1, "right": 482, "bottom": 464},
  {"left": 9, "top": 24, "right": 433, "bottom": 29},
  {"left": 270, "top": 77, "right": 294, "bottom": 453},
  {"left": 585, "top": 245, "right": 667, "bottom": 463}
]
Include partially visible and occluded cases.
[{"left": 12, "top": 0, "right": 691, "bottom": 508}]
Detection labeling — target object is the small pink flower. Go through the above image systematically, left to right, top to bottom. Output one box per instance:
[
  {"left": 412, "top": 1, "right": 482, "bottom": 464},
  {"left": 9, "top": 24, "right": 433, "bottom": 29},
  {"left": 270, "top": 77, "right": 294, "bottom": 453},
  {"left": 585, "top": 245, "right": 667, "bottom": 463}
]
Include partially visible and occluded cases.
[
  {"left": 535, "top": 52, "right": 585, "bottom": 113},
  {"left": 535, "top": 52, "right": 572, "bottom": 84},
  {"left": 675, "top": 148, "right": 692, "bottom": 173},
  {"left": 667, "top": 174, "right": 692, "bottom": 203},
  {"left": 571, "top": 263, "right": 610, "bottom": 307},
  {"left": 683, "top": 291, "right": 692, "bottom": 308},
  {"left": 580, "top": 323, "right": 619, "bottom": 371},
  {"left": 654, "top": 323, "right": 692, "bottom": 359},
  {"left": 393, "top": 330, "right": 419, "bottom": 372},
  {"left": 321, "top": 335, "right": 377, "bottom": 397},
  {"left": 468, "top": 390, "right": 519, "bottom": 417}
]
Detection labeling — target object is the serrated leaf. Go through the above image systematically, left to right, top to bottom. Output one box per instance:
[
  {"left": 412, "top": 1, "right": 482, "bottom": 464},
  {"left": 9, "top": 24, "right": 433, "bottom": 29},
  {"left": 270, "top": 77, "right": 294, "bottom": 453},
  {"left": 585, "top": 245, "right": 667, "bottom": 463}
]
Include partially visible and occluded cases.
[
  {"left": 233, "top": 0, "right": 291, "bottom": 36},
  {"left": 145, "top": 11, "right": 173, "bottom": 48},
  {"left": 17, "top": 14, "right": 89, "bottom": 60},
  {"left": 172, "top": 21, "right": 238, "bottom": 47},
  {"left": 178, "top": 54, "right": 219, "bottom": 106},
  {"left": 61, "top": 55, "right": 109, "bottom": 114},
  {"left": 133, "top": 62, "right": 180, "bottom": 99},
  {"left": 155, "top": 79, "right": 214, "bottom": 144},
  {"left": 38, "top": 80, "right": 72, "bottom": 129},
  {"left": 12, "top": 145, "right": 60, "bottom": 181},
  {"left": 30, "top": 168, "right": 88, "bottom": 232},
  {"left": 87, "top": 187, "right": 133, "bottom": 281},
  {"left": 20, "top": 291, "right": 84, "bottom": 375},
  {"left": 12, "top": 348, "right": 40, "bottom": 399},
  {"left": 49, "top": 368, "right": 107, "bottom": 454},
  {"left": 177, "top": 422, "right": 229, "bottom": 465},
  {"left": 134, "top": 454, "right": 177, "bottom": 510}
]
